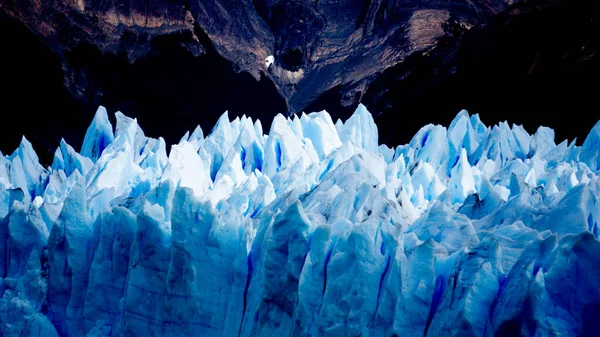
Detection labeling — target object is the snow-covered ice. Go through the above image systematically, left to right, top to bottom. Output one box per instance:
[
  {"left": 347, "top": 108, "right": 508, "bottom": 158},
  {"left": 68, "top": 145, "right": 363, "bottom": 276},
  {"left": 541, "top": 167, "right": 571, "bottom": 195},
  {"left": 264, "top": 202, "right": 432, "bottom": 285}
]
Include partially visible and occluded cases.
[
  {"left": 265, "top": 55, "right": 275, "bottom": 68},
  {"left": 1, "top": 105, "right": 600, "bottom": 336}
]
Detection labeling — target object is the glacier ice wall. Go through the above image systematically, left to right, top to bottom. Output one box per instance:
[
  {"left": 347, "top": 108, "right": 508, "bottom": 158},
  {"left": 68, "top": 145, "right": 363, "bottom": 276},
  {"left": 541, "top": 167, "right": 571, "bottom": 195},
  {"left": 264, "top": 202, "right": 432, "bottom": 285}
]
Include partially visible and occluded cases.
[{"left": 1, "top": 105, "right": 600, "bottom": 337}]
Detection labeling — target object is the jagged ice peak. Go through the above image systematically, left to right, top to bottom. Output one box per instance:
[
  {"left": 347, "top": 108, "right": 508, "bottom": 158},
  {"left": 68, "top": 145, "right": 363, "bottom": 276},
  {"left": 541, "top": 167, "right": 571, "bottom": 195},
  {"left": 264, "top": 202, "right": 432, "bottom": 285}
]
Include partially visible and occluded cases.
[{"left": 1, "top": 105, "right": 600, "bottom": 337}]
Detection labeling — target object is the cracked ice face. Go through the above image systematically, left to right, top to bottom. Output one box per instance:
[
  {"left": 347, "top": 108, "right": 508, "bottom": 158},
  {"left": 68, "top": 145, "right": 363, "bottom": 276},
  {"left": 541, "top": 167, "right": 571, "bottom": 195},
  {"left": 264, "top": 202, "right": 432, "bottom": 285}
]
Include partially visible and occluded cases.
[{"left": 1, "top": 104, "right": 600, "bottom": 337}]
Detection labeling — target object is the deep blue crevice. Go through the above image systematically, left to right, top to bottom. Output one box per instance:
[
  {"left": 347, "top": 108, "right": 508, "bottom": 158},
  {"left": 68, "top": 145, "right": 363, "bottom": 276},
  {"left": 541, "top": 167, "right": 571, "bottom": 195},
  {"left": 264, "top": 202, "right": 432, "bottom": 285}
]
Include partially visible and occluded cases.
[
  {"left": 421, "top": 131, "right": 430, "bottom": 148},
  {"left": 98, "top": 133, "right": 111, "bottom": 155},
  {"left": 139, "top": 139, "right": 148, "bottom": 157},
  {"left": 275, "top": 141, "right": 282, "bottom": 168},
  {"left": 252, "top": 143, "right": 263, "bottom": 171},
  {"left": 240, "top": 148, "right": 247, "bottom": 168},
  {"left": 211, "top": 153, "right": 221, "bottom": 181},
  {"left": 450, "top": 155, "right": 460, "bottom": 170},
  {"left": 319, "top": 159, "right": 334, "bottom": 181},
  {"left": 242, "top": 200, "right": 251, "bottom": 217},
  {"left": 249, "top": 203, "right": 262, "bottom": 218},
  {"left": 313, "top": 238, "right": 337, "bottom": 323},
  {"left": 238, "top": 252, "right": 254, "bottom": 337},
  {"left": 372, "top": 254, "right": 392, "bottom": 322},
  {"left": 532, "top": 262, "right": 541, "bottom": 277},
  {"left": 450, "top": 272, "right": 458, "bottom": 307},
  {"left": 423, "top": 275, "right": 447, "bottom": 337}
]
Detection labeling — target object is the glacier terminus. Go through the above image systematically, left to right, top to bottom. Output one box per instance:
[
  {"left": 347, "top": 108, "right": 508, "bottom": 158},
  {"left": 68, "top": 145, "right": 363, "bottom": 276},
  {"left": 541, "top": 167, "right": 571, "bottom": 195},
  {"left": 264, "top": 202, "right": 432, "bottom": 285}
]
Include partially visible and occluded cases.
[{"left": 1, "top": 105, "right": 600, "bottom": 337}]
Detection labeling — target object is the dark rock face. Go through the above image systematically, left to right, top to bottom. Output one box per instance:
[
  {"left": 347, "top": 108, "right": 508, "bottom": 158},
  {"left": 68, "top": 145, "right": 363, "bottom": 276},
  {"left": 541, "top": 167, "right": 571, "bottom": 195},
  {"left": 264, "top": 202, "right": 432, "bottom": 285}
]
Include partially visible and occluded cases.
[
  {"left": 0, "top": 0, "right": 598, "bottom": 163},
  {"left": 2, "top": 0, "right": 508, "bottom": 111},
  {"left": 258, "top": 0, "right": 509, "bottom": 113},
  {"left": 360, "top": 0, "right": 600, "bottom": 146},
  {"left": 0, "top": 2, "right": 286, "bottom": 164}
]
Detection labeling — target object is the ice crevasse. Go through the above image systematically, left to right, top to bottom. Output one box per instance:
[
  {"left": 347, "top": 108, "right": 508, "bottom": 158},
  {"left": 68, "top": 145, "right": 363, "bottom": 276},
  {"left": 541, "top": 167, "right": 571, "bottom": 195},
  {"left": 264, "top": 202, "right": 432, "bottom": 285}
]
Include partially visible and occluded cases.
[{"left": 1, "top": 104, "right": 600, "bottom": 337}]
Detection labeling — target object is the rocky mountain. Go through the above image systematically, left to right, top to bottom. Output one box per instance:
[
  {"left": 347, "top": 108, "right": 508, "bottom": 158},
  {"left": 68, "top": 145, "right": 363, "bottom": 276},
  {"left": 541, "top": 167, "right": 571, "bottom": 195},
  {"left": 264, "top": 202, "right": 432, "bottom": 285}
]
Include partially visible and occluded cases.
[
  {"left": 0, "top": 0, "right": 598, "bottom": 163},
  {"left": 1, "top": 0, "right": 511, "bottom": 108},
  {"left": 358, "top": 0, "right": 600, "bottom": 146}
]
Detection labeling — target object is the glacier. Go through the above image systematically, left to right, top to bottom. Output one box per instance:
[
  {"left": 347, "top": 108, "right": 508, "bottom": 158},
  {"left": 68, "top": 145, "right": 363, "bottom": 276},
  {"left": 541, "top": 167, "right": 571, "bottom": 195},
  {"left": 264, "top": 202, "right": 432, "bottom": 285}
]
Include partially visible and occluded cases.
[{"left": 1, "top": 105, "right": 600, "bottom": 337}]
